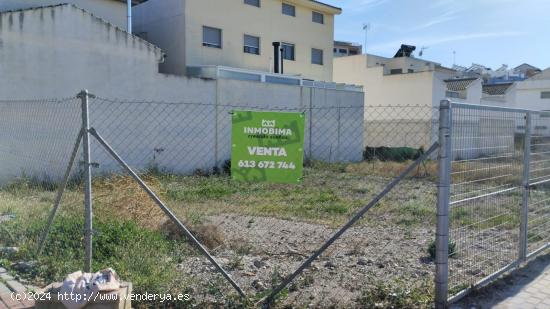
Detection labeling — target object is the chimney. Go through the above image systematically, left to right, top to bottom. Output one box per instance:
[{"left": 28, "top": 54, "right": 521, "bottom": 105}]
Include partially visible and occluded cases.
[{"left": 273, "top": 42, "right": 281, "bottom": 73}]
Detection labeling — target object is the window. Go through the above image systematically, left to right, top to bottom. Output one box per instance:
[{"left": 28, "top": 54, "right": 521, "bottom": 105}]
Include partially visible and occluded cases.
[
  {"left": 244, "top": 0, "right": 260, "bottom": 7},
  {"left": 282, "top": 3, "right": 295, "bottom": 16},
  {"left": 312, "top": 11, "right": 324, "bottom": 24},
  {"left": 202, "top": 26, "right": 222, "bottom": 48},
  {"left": 244, "top": 34, "right": 260, "bottom": 55},
  {"left": 281, "top": 43, "right": 295, "bottom": 61},
  {"left": 311, "top": 48, "right": 323, "bottom": 65},
  {"left": 333, "top": 48, "right": 337, "bottom": 53},
  {"left": 339, "top": 48, "right": 347, "bottom": 54},
  {"left": 349, "top": 50, "right": 358, "bottom": 55},
  {"left": 390, "top": 68, "right": 403, "bottom": 74},
  {"left": 408, "top": 69, "right": 414, "bottom": 73},
  {"left": 446, "top": 91, "right": 461, "bottom": 98},
  {"left": 542, "top": 91, "right": 550, "bottom": 99}
]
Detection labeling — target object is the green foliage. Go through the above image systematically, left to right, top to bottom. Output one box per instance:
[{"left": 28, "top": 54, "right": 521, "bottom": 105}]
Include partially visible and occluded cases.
[
  {"left": 364, "top": 146, "right": 422, "bottom": 162},
  {"left": 166, "top": 177, "right": 236, "bottom": 201},
  {"left": 396, "top": 201, "right": 436, "bottom": 227},
  {"left": 7, "top": 216, "right": 194, "bottom": 308},
  {"left": 428, "top": 239, "right": 457, "bottom": 260},
  {"left": 356, "top": 280, "right": 433, "bottom": 308}
]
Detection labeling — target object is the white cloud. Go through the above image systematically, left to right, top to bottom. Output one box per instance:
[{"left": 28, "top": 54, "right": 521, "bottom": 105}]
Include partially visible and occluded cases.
[
  {"left": 408, "top": 11, "right": 458, "bottom": 32},
  {"left": 368, "top": 31, "right": 524, "bottom": 53}
]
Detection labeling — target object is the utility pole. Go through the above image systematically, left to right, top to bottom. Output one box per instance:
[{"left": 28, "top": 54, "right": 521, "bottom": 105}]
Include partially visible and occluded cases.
[{"left": 362, "top": 23, "right": 371, "bottom": 54}]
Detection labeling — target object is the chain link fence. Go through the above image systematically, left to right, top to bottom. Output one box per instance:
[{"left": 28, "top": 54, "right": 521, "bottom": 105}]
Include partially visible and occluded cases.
[
  {"left": 0, "top": 93, "right": 449, "bottom": 308},
  {"left": 7, "top": 94, "right": 547, "bottom": 307}
]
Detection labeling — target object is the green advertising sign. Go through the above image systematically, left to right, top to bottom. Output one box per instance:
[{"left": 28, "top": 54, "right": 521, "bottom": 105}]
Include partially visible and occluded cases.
[{"left": 231, "top": 110, "right": 305, "bottom": 184}]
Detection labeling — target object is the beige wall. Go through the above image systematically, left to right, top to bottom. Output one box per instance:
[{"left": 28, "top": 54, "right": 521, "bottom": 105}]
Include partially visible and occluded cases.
[
  {"left": 0, "top": 0, "right": 127, "bottom": 30},
  {"left": 134, "top": 0, "right": 338, "bottom": 81},
  {"left": 333, "top": 55, "right": 437, "bottom": 120},
  {"left": 334, "top": 55, "right": 447, "bottom": 149}
]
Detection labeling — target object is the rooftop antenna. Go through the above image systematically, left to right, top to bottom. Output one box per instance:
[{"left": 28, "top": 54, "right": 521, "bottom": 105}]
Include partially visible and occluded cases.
[
  {"left": 362, "top": 23, "right": 371, "bottom": 54},
  {"left": 419, "top": 46, "right": 428, "bottom": 57}
]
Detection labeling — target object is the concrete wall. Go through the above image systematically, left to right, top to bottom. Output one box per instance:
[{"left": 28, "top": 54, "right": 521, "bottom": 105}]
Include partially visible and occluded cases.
[
  {"left": 0, "top": 0, "right": 128, "bottom": 30},
  {"left": 133, "top": 0, "right": 338, "bottom": 81},
  {"left": 133, "top": 0, "right": 186, "bottom": 76},
  {"left": 0, "top": 4, "right": 363, "bottom": 184},
  {"left": 0, "top": 4, "right": 209, "bottom": 101},
  {"left": 513, "top": 79, "right": 550, "bottom": 111},
  {"left": 0, "top": 83, "right": 364, "bottom": 185}
]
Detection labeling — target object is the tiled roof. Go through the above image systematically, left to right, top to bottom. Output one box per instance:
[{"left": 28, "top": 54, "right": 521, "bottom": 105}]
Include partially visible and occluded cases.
[
  {"left": 444, "top": 78, "right": 478, "bottom": 91},
  {"left": 482, "top": 83, "right": 513, "bottom": 95}
]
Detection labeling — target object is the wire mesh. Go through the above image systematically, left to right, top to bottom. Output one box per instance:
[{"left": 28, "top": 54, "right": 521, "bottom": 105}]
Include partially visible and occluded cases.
[
  {"left": 0, "top": 96, "right": 446, "bottom": 307},
  {"left": 0, "top": 98, "right": 82, "bottom": 187},
  {"left": 448, "top": 104, "right": 525, "bottom": 295},
  {"left": 527, "top": 112, "right": 550, "bottom": 254}
]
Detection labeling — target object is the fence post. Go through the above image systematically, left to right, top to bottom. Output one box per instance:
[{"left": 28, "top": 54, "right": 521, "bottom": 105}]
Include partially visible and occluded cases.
[
  {"left": 308, "top": 88, "right": 313, "bottom": 160},
  {"left": 78, "top": 89, "right": 94, "bottom": 273},
  {"left": 435, "top": 100, "right": 452, "bottom": 308},
  {"left": 337, "top": 104, "right": 341, "bottom": 161},
  {"left": 519, "top": 111, "right": 532, "bottom": 261}
]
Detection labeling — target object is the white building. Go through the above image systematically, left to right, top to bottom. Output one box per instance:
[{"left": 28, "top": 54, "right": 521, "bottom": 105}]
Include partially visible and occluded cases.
[
  {"left": 0, "top": 0, "right": 134, "bottom": 31},
  {"left": 333, "top": 41, "right": 362, "bottom": 57},
  {"left": 481, "top": 68, "right": 550, "bottom": 111},
  {"left": 509, "top": 68, "right": 550, "bottom": 111}
]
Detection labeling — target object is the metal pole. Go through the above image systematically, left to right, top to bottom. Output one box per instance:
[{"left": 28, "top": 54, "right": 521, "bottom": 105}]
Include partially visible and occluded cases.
[
  {"left": 127, "top": 0, "right": 132, "bottom": 34},
  {"left": 214, "top": 80, "right": 220, "bottom": 170},
  {"left": 309, "top": 89, "right": 313, "bottom": 161},
  {"left": 79, "top": 90, "right": 94, "bottom": 273},
  {"left": 435, "top": 100, "right": 452, "bottom": 308},
  {"left": 337, "top": 104, "right": 341, "bottom": 161},
  {"left": 519, "top": 112, "right": 532, "bottom": 261},
  {"left": 88, "top": 128, "right": 246, "bottom": 297},
  {"left": 36, "top": 130, "right": 83, "bottom": 256},
  {"left": 263, "top": 142, "right": 440, "bottom": 307}
]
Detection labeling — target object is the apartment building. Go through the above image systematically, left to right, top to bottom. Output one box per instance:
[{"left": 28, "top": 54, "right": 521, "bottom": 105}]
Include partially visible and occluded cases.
[{"left": 133, "top": 0, "right": 341, "bottom": 81}]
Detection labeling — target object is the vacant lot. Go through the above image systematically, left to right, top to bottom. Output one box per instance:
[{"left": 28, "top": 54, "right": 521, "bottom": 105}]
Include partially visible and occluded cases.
[{"left": 0, "top": 161, "right": 439, "bottom": 308}]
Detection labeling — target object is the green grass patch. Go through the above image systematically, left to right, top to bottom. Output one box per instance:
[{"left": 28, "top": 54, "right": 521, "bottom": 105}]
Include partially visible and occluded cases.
[
  {"left": 0, "top": 215, "right": 195, "bottom": 308},
  {"left": 356, "top": 279, "right": 433, "bottom": 308}
]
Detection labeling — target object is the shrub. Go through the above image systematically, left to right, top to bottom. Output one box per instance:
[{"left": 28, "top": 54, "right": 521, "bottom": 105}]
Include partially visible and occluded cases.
[{"left": 428, "top": 239, "right": 457, "bottom": 259}]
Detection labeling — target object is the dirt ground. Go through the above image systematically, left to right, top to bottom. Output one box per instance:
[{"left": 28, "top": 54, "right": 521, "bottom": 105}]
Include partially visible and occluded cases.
[{"left": 178, "top": 214, "right": 436, "bottom": 307}]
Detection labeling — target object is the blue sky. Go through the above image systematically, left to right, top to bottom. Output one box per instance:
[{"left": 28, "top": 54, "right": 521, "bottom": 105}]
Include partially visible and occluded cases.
[{"left": 323, "top": 0, "right": 550, "bottom": 70}]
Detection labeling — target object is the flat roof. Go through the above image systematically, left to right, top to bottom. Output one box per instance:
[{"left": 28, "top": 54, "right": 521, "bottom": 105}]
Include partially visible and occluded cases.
[{"left": 310, "top": 0, "right": 342, "bottom": 11}]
